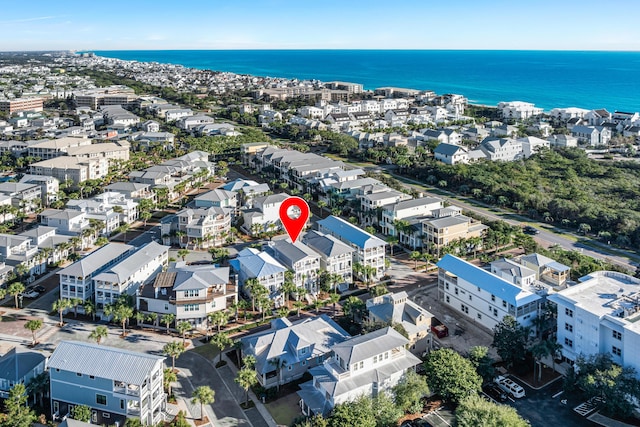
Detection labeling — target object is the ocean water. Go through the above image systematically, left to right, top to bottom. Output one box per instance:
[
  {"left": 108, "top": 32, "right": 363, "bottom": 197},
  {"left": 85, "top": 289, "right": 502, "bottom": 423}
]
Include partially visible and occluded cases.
[{"left": 92, "top": 50, "right": 640, "bottom": 112}]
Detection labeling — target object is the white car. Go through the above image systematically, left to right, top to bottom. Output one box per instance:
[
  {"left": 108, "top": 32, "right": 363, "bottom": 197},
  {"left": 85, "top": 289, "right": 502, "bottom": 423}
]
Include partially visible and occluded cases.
[
  {"left": 20, "top": 290, "right": 40, "bottom": 299},
  {"left": 494, "top": 375, "right": 526, "bottom": 398}
]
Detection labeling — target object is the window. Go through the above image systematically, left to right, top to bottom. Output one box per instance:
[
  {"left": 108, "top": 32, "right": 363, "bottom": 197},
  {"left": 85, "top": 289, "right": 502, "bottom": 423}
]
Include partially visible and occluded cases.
[
  {"left": 445, "top": 283, "right": 449, "bottom": 290},
  {"left": 477, "top": 286, "right": 481, "bottom": 293},
  {"left": 455, "top": 288, "right": 458, "bottom": 295},
  {"left": 469, "top": 295, "right": 472, "bottom": 301},
  {"left": 491, "top": 295, "right": 496, "bottom": 302},
  {"left": 445, "top": 296, "right": 450, "bottom": 303},
  {"left": 502, "top": 301, "right": 507, "bottom": 308},
  {"left": 493, "top": 308, "right": 498, "bottom": 317},
  {"left": 566, "top": 308, "right": 573, "bottom": 318},
  {"left": 477, "top": 313, "right": 482, "bottom": 320},
  {"left": 565, "top": 323, "right": 573, "bottom": 333},
  {"left": 613, "top": 330, "right": 622, "bottom": 340},
  {"left": 564, "top": 338, "right": 573, "bottom": 348},
  {"left": 612, "top": 346, "right": 622, "bottom": 357},
  {"left": 301, "top": 347, "right": 307, "bottom": 354},
  {"left": 302, "top": 360, "right": 307, "bottom": 366},
  {"left": 287, "top": 365, "right": 292, "bottom": 371},
  {"left": 76, "top": 372, "right": 82, "bottom": 377},
  {"left": 96, "top": 394, "right": 107, "bottom": 405},
  {"left": 120, "top": 399, "right": 125, "bottom": 410},
  {"left": 103, "top": 413, "right": 110, "bottom": 419}
]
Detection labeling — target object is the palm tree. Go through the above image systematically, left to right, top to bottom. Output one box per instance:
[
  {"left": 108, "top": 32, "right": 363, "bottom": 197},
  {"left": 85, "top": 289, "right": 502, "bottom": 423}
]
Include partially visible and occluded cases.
[
  {"left": 317, "top": 200, "right": 327, "bottom": 218},
  {"left": 177, "top": 248, "right": 190, "bottom": 261},
  {"left": 409, "top": 251, "right": 422, "bottom": 270},
  {"left": 244, "top": 278, "right": 261, "bottom": 312},
  {"left": 8, "top": 282, "right": 25, "bottom": 308},
  {"left": 329, "top": 292, "right": 340, "bottom": 318},
  {"left": 70, "top": 297, "right": 82, "bottom": 318},
  {"left": 52, "top": 298, "right": 71, "bottom": 326},
  {"left": 238, "top": 299, "right": 251, "bottom": 321},
  {"left": 83, "top": 300, "right": 96, "bottom": 321},
  {"left": 293, "top": 300, "right": 305, "bottom": 317},
  {"left": 112, "top": 304, "right": 134, "bottom": 337},
  {"left": 208, "top": 311, "right": 228, "bottom": 334},
  {"left": 146, "top": 312, "right": 158, "bottom": 329},
  {"left": 161, "top": 313, "right": 176, "bottom": 334},
  {"left": 24, "top": 319, "right": 43, "bottom": 346},
  {"left": 176, "top": 321, "right": 192, "bottom": 347},
  {"left": 89, "top": 325, "right": 109, "bottom": 345},
  {"left": 211, "top": 331, "right": 232, "bottom": 365},
  {"left": 163, "top": 341, "right": 185, "bottom": 371},
  {"left": 268, "top": 357, "right": 288, "bottom": 392},
  {"left": 163, "top": 367, "right": 177, "bottom": 396},
  {"left": 235, "top": 367, "right": 258, "bottom": 407},
  {"left": 26, "top": 372, "right": 49, "bottom": 407},
  {"left": 191, "top": 386, "right": 215, "bottom": 421}
]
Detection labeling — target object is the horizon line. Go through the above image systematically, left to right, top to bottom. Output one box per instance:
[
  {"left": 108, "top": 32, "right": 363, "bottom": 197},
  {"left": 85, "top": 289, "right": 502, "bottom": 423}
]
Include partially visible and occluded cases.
[{"left": 2, "top": 48, "right": 640, "bottom": 53}]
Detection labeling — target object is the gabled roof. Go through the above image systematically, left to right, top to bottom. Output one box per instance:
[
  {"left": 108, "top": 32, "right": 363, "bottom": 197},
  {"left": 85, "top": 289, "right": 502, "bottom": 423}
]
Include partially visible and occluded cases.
[
  {"left": 434, "top": 143, "right": 466, "bottom": 156},
  {"left": 194, "top": 188, "right": 236, "bottom": 203},
  {"left": 317, "top": 215, "right": 385, "bottom": 250},
  {"left": 302, "top": 231, "right": 354, "bottom": 258},
  {"left": 269, "top": 240, "right": 319, "bottom": 267},
  {"left": 92, "top": 241, "right": 167, "bottom": 284},
  {"left": 57, "top": 243, "right": 134, "bottom": 278},
  {"left": 231, "top": 248, "right": 287, "bottom": 279},
  {"left": 519, "top": 253, "right": 556, "bottom": 268},
  {"left": 437, "top": 254, "right": 540, "bottom": 306},
  {"left": 171, "top": 265, "right": 229, "bottom": 291},
  {"left": 241, "top": 314, "right": 350, "bottom": 376},
  {"left": 332, "top": 327, "right": 408, "bottom": 365},
  {"left": 48, "top": 341, "right": 163, "bottom": 384},
  {"left": 0, "top": 347, "right": 46, "bottom": 382}
]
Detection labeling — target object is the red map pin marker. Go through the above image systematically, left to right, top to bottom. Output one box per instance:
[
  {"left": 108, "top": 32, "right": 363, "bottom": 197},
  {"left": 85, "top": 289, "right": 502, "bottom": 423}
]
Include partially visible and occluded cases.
[{"left": 279, "top": 196, "right": 310, "bottom": 243}]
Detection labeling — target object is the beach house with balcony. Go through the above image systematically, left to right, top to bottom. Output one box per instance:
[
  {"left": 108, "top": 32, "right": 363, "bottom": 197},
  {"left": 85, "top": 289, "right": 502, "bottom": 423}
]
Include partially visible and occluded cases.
[{"left": 49, "top": 341, "right": 165, "bottom": 426}]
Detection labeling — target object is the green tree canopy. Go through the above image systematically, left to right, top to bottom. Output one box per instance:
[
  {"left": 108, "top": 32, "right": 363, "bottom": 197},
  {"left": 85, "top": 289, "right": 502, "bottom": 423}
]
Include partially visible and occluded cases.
[
  {"left": 492, "top": 315, "right": 532, "bottom": 372},
  {"left": 467, "top": 346, "right": 496, "bottom": 384},
  {"left": 423, "top": 348, "right": 482, "bottom": 404},
  {"left": 392, "top": 370, "right": 430, "bottom": 413},
  {"left": 0, "top": 383, "right": 36, "bottom": 427},
  {"left": 456, "top": 394, "right": 530, "bottom": 427},
  {"left": 328, "top": 395, "right": 376, "bottom": 427},
  {"left": 71, "top": 404, "right": 92, "bottom": 423}
]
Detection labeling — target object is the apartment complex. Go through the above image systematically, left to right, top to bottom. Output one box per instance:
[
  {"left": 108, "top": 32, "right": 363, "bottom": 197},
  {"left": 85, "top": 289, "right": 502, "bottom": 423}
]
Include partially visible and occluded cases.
[{"left": 0, "top": 97, "right": 44, "bottom": 114}]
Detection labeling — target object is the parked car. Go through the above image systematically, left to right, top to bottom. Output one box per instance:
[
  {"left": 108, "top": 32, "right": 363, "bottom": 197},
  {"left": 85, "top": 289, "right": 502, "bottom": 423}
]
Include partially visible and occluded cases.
[
  {"left": 523, "top": 226, "right": 539, "bottom": 235},
  {"left": 33, "top": 285, "right": 46, "bottom": 293},
  {"left": 20, "top": 290, "right": 40, "bottom": 299},
  {"left": 495, "top": 375, "right": 526, "bottom": 398},
  {"left": 483, "top": 384, "right": 508, "bottom": 402}
]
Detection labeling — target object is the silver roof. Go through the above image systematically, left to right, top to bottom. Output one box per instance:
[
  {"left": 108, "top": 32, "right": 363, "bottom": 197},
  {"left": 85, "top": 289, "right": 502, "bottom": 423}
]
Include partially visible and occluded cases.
[
  {"left": 58, "top": 243, "right": 133, "bottom": 278},
  {"left": 49, "top": 341, "right": 163, "bottom": 384}
]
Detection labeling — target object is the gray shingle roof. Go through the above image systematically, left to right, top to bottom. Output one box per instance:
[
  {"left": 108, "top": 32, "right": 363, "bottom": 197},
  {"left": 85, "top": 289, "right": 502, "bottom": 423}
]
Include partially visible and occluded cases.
[
  {"left": 302, "top": 231, "right": 354, "bottom": 258},
  {"left": 57, "top": 243, "right": 134, "bottom": 278},
  {"left": 332, "top": 327, "right": 408, "bottom": 365},
  {"left": 48, "top": 341, "right": 163, "bottom": 384}
]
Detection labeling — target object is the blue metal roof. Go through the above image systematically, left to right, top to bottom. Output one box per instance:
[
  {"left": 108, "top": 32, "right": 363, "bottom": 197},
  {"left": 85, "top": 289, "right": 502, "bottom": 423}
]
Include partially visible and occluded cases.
[
  {"left": 317, "top": 215, "right": 385, "bottom": 249},
  {"left": 437, "top": 254, "right": 540, "bottom": 306}
]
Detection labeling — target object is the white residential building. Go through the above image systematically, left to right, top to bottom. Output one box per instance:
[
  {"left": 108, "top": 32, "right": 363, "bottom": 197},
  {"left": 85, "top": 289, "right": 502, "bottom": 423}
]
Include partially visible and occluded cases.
[
  {"left": 498, "top": 101, "right": 543, "bottom": 120},
  {"left": 518, "top": 136, "right": 550, "bottom": 158},
  {"left": 480, "top": 138, "right": 523, "bottom": 161},
  {"left": 434, "top": 143, "right": 469, "bottom": 165},
  {"left": 241, "top": 193, "right": 289, "bottom": 236},
  {"left": 380, "top": 197, "right": 444, "bottom": 236},
  {"left": 317, "top": 215, "right": 386, "bottom": 280},
  {"left": 302, "top": 231, "right": 354, "bottom": 292},
  {"left": 268, "top": 239, "right": 321, "bottom": 295},
  {"left": 94, "top": 242, "right": 169, "bottom": 316},
  {"left": 58, "top": 243, "right": 134, "bottom": 304},
  {"left": 229, "top": 248, "right": 287, "bottom": 306},
  {"left": 436, "top": 254, "right": 543, "bottom": 331},
  {"left": 137, "top": 262, "right": 237, "bottom": 329},
  {"left": 549, "top": 271, "right": 640, "bottom": 371},
  {"left": 298, "top": 327, "right": 421, "bottom": 417}
]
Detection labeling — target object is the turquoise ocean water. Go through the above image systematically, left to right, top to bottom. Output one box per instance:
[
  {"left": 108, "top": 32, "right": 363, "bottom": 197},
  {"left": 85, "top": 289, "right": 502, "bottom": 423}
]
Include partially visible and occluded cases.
[{"left": 92, "top": 50, "right": 640, "bottom": 112}]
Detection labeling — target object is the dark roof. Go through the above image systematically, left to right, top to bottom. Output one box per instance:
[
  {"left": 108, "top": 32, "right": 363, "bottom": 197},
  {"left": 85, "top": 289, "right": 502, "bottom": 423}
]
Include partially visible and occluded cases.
[{"left": 0, "top": 347, "right": 46, "bottom": 382}]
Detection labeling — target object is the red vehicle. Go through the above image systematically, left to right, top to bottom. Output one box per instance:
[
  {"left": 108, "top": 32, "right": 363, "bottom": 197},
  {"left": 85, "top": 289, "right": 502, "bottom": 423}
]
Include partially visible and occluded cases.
[{"left": 431, "top": 323, "right": 449, "bottom": 338}]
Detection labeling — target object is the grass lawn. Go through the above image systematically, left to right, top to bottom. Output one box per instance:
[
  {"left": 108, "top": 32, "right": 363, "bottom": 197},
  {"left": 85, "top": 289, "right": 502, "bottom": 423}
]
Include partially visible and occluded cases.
[
  {"left": 190, "top": 344, "right": 220, "bottom": 361},
  {"left": 265, "top": 392, "right": 302, "bottom": 426}
]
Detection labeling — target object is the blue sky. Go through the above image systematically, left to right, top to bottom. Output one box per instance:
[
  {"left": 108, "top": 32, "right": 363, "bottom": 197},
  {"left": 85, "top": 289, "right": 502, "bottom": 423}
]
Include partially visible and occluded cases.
[{"left": 2, "top": 0, "right": 640, "bottom": 51}]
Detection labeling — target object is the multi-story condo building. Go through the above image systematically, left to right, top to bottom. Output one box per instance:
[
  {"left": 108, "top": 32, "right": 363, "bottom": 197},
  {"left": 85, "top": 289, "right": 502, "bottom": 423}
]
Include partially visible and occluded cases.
[
  {"left": 0, "top": 97, "right": 44, "bottom": 114},
  {"left": 497, "top": 101, "right": 543, "bottom": 120},
  {"left": 27, "top": 137, "right": 92, "bottom": 160},
  {"left": 66, "top": 141, "right": 130, "bottom": 162},
  {"left": 30, "top": 156, "right": 109, "bottom": 184},
  {"left": 19, "top": 174, "right": 60, "bottom": 206},
  {"left": 0, "top": 182, "right": 42, "bottom": 212},
  {"left": 358, "top": 186, "right": 411, "bottom": 227},
  {"left": 241, "top": 193, "right": 289, "bottom": 236},
  {"left": 380, "top": 197, "right": 443, "bottom": 236},
  {"left": 164, "top": 206, "right": 232, "bottom": 248},
  {"left": 39, "top": 209, "right": 90, "bottom": 236},
  {"left": 422, "top": 214, "right": 487, "bottom": 254},
  {"left": 317, "top": 215, "right": 386, "bottom": 280},
  {"left": 302, "top": 231, "right": 354, "bottom": 292},
  {"left": 268, "top": 239, "right": 321, "bottom": 295},
  {"left": 94, "top": 242, "right": 168, "bottom": 315},
  {"left": 58, "top": 243, "right": 134, "bottom": 304},
  {"left": 436, "top": 254, "right": 543, "bottom": 331},
  {"left": 138, "top": 262, "right": 237, "bottom": 329},
  {"left": 549, "top": 271, "right": 640, "bottom": 370},
  {"left": 241, "top": 315, "right": 350, "bottom": 390},
  {"left": 298, "top": 327, "right": 421, "bottom": 417},
  {"left": 49, "top": 341, "right": 165, "bottom": 426}
]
